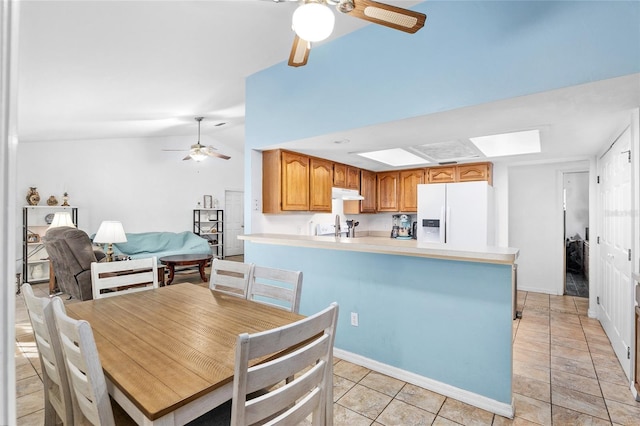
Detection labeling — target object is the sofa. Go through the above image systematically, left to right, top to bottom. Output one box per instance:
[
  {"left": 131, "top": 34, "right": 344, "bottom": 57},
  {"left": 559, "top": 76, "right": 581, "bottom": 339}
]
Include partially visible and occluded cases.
[
  {"left": 43, "top": 227, "right": 106, "bottom": 301},
  {"left": 110, "top": 231, "right": 211, "bottom": 261}
]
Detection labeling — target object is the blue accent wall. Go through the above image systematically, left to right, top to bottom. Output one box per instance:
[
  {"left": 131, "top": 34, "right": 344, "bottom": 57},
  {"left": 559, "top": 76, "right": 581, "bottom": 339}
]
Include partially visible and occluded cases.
[
  {"left": 246, "top": 1, "right": 640, "bottom": 149},
  {"left": 246, "top": 242, "right": 514, "bottom": 403}
]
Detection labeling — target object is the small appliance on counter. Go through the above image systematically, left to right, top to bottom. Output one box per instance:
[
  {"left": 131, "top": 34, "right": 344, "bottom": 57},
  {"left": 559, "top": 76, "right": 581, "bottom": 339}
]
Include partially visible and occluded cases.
[{"left": 391, "top": 214, "right": 416, "bottom": 239}]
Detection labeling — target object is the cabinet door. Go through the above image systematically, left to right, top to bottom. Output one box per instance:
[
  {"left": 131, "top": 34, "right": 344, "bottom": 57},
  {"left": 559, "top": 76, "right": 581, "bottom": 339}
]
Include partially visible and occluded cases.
[
  {"left": 281, "top": 151, "right": 309, "bottom": 211},
  {"left": 310, "top": 158, "right": 333, "bottom": 212},
  {"left": 333, "top": 163, "right": 346, "bottom": 187},
  {"left": 456, "top": 163, "right": 493, "bottom": 185},
  {"left": 346, "top": 166, "right": 360, "bottom": 190},
  {"left": 427, "top": 166, "right": 455, "bottom": 183},
  {"left": 346, "top": 169, "right": 376, "bottom": 214},
  {"left": 399, "top": 169, "right": 424, "bottom": 212},
  {"left": 377, "top": 171, "right": 399, "bottom": 212}
]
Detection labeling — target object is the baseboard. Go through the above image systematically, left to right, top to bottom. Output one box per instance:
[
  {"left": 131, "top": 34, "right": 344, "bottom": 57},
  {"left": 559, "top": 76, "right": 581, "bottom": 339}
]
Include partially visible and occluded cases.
[
  {"left": 517, "top": 285, "right": 560, "bottom": 295},
  {"left": 588, "top": 308, "right": 598, "bottom": 318},
  {"left": 333, "top": 348, "right": 514, "bottom": 419}
]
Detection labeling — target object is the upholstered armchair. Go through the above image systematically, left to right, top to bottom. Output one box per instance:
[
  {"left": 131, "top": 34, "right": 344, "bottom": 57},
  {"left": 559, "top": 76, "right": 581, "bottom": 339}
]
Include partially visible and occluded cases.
[{"left": 43, "top": 227, "right": 105, "bottom": 300}]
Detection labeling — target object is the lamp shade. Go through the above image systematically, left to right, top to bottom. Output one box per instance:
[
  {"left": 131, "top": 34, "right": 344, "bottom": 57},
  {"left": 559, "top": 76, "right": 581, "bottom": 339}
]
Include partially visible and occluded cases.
[
  {"left": 292, "top": 2, "right": 335, "bottom": 42},
  {"left": 190, "top": 149, "right": 208, "bottom": 162},
  {"left": 48, "top": 212, "right": 76, "bottom": 229},
  {"left": 93, "top": 221, "right": 127, "bottom": 244}
]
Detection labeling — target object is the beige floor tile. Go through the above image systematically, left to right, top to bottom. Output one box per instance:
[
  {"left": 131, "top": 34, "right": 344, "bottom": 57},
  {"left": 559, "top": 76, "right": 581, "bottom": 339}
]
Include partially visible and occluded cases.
[
  {"left": 522, "top": 305, "right": 550, "bottom": 315},
  {"left": 550, "top": 311, "right": 581, "bottom": 325},
  {"left": 517, "top": 322, "right": 550, "bottom": 335},
  {"left": 515, "top": 329, "right": 550, "bottom": 345},
  {"left": 550, "top": 334, "right": 589, "bottom": 351},
  {"left": 513, "top": 339, "right": 549, "bottom": 356},
  {"left": 587, "top": 341, "right": 616, "bottom": 356},
  {"left": 550, "top": 344, "right": 592, "bottom": 364},
  {"left": 514, "top": 347, "right": 550, "bottom": 369},
  {"left": 590, "top": 352, "right": 624, "bottom": 370},
  {"left": 550, "top": 355, "right": 597, "bottom": 379},
  {"left": 333, "top": 360, "right": 370, "bottom": 382},
  {"left": 513, "top": 360, "right": 550, "bottom": 384},
  {"left": 15, "top": 361, "right": 39, "bottom": 381},
  {"left": 594, "top": 364, "right": 630, "bottom": 387},
  {"left": 551, "top": 370, "right": 602, "bottom": 398},
  {"left": 359, "top": 371, "right": 405, "bottom": 397},
  {"left": 16, "top": 374, "right": 43, "bottom": 398},
  {"left": 513, "top": 374, "right": 551, "bottom": 403},
  {"left": 333, "top": 375, "right": 356, "bottom": 402},
  {"left": 599, "top": 381, "right": 639, "bottom": 406},
  {"left": 395, "top": 383, "right": 446, "bottom": 414},
  {"left": 337, "top": 384, "right": 393, "bottom": 420},
  {"left": 551, "top": 385, "right": 609, "bottom": 420},
  {"left": 16, "top": 389, "right": 44, "bottom": 419},
  {"left": 513, "top": 393, "right": 552, "bottom": 425},
  {"left": 438, "top": 398, "right": 494, "bottom": 426},
  {"left": 375, "top": 399, "right": 435, "bottom": 426},
  {"left": 605, "top": 399, "right": 640, "bottom": 425},
  {"left": 332, "top": 404, "right": 373, "bottom": 426},
  {"left": 551, "top": 404, "right": 612, "bottom": 425},
  {"left": 16, "top": 409, "right": 45, "bottom": 426},
  {"left": 492, "top": 414, "right": 542, "bottom": 425},
  {"left": 432, "top": 416, "right": 461, "bottom": 425}
]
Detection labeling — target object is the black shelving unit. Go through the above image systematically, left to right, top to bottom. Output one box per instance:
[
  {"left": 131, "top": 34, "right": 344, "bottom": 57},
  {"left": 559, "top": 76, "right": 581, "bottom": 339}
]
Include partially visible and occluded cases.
[{"left": 193, "top": 209, "right": 224, "bottom": 259}]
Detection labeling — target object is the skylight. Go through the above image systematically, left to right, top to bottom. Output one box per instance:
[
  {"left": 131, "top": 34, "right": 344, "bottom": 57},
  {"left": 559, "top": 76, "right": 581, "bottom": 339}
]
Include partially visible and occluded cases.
[
  {"left": 470, "top": 130, "right": 541, "bottom": 157},
  {"left": 357, "top": 148, "right": 430, "bottom": 167}
]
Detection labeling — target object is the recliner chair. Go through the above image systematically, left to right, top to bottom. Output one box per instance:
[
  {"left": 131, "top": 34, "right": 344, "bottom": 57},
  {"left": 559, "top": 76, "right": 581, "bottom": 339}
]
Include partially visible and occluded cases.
[{"left": 43, "top": 227, "right": 105, "bottom": 300}]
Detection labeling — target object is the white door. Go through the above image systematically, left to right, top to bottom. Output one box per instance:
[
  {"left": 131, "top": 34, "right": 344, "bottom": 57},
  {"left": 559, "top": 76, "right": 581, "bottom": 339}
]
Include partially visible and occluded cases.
[
  {"left": 598, "top": 127, "right": 633, "bottom": 378},
  {"left": 446, "top": 181, "right": 492, "bottom": 246},
  {"left": 417, "top": 184, "right": 446, "bottom": 243},
  {"left": 224, "top": 190, "right": 244, "bottom": 257}
]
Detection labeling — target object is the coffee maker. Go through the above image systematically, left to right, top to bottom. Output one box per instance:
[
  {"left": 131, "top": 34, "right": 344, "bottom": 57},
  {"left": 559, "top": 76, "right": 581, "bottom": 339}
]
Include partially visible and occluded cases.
[{"left": 391, "top": 214, "right": 415, "bottom": 239}]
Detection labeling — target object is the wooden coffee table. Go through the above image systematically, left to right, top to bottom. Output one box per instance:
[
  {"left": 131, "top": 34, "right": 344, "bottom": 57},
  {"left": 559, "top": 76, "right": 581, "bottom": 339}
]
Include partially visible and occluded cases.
[{"left": 159, "top": 254, "right": 213, "bottom": 285}]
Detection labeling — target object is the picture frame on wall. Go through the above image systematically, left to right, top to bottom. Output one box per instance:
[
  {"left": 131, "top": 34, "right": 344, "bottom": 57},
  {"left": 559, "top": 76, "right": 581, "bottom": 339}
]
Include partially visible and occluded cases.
[{"left": 203, "top": 195, "right": 213, "bottom": 209}]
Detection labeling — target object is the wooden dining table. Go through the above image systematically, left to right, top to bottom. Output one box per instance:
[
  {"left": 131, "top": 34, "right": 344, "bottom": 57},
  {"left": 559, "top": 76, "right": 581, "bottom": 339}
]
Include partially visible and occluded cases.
[{"left": 65, "top": 283, "right": 305, "bottom": 425}]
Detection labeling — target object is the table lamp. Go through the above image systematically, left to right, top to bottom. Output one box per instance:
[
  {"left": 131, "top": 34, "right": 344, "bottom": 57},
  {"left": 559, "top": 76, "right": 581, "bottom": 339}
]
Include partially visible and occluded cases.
[
  {"left": 47, "top": 212, "right": 76, "bottom": 229},
  {"left": 94, "top": 221, "right": 127, "bottom": 262}
]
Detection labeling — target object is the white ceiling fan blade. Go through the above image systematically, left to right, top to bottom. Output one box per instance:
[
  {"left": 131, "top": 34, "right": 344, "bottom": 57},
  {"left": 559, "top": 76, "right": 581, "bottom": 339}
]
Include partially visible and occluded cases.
[
  {"left": 346, "top": 0, "right": 426, "bottom": 33},
  {"left": 288, "top": 35, "right": 311, "bottom": 67},
  {"left": 204, "top": 146, "right": 231, "bottom": 160}
]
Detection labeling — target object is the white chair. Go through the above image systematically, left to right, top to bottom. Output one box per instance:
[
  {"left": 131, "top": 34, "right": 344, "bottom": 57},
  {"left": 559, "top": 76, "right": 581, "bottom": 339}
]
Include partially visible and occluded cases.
[
  {"left": 91, "top": 256, "right": 158, "bottom": 299},
  {"left": 208, "top": 258, "right": 254, "bottom": 298},
  {"left": 248, "top": 265, "right": 303, "bottom": 313},
  {"left": 21, "top": 283, "right": 74, "bottom": 426},
  {"left": 50, "top": 296, "right": 116, "bottom": 425},
  {"left": 230, "top": 302, "right": 338, "bottom": 425}
]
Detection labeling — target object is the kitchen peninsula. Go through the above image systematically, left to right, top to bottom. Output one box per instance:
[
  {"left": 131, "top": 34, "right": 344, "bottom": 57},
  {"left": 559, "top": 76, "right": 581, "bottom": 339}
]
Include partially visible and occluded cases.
[{"left": 240, "top": 233, "right": 519, "bottom": 417}]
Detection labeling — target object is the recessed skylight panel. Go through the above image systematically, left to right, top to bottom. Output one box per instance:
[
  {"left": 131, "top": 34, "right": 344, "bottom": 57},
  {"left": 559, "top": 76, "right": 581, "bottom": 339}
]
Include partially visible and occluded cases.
[
  {"left": 470, "top": 130, "right": 541, "bottom": 157},
  {"left": 357, "top": 148, "right": 429, "bottom": 167}
]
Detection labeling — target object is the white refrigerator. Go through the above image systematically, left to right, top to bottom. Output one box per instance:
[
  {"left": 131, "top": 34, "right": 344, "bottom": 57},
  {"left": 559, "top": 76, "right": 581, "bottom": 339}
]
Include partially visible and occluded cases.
[{"left": 417, "top": 181, "right": 495, "bottom": 246}]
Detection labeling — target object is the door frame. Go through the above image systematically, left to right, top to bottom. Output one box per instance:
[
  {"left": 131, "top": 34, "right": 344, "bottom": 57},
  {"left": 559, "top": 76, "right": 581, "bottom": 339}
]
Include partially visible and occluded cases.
[
  {"left": 561, "top": 170, "right": 590, "bottom": 297},
  {"left": 224, "top": 190, "right": 244, "bottom": 257}
]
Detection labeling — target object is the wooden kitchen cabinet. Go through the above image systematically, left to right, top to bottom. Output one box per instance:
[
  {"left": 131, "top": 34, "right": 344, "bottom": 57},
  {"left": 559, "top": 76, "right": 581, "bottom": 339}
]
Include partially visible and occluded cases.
[
  {"left": 262, "top": 149, "right": 309, "bottom": 213},
  {"left": 310, "top": 158, "right": 333, "bottom": 212},
  {"left": 456, "top": 162, "right": 493, "bottom": 185},
  {"left": 333, "top": 163, "right": 346, "bottom": 187},
  {"left": 346, "top": 166, "right": 360, "bottom": 190},
  {"left": 427, "top": 166, "right": 456, "bottom": 183},
  {"left": 345, "top": 169, "right": 376, "bottom": 214},
  {"left": 399, "top": 169, "right": 424, "bottom": 212},
  {"left": 377, "top": 171, "right": 399, "bottom": 212}
]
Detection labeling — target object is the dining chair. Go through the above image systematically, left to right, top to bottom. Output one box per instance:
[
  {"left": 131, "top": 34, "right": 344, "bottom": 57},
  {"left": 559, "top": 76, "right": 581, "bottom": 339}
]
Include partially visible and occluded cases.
[
  {"left": 91, "top": 256, "right": 159, "bottom": 299},
  {"left": 208, "top": 258, "right": 254, "bottom": 297},
  {"left": 247, "top": 265, "right": 303, "bottom": 313},
  {"left": 21, "top": 283, "right": 74, "bottom": 426},
  {"left": 50, "top": 297, "right": 136, "bottom": 426},
  {"left": 231, "top": 302, "right": 339, "bottom": 425}
]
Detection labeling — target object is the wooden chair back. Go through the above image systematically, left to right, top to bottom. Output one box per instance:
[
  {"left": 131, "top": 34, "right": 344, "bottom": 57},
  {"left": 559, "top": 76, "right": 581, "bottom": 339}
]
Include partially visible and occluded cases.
[
  {"left": 91, "top": 256, "right": 158, "bottom": 299},
  {"left": 209, "top": 258, "right": 254, "bottom": 298},
  {"left": 248, "top": 265, "right": 303, "bottom": 313},
  {"left": 21, "top": 283, "right": 74, "bottom": 425},
  {"left": 50, "top": 297, "right": 116, "bottom": 426},
  {"left": 230, "top": 302, "right": 339, "bottom": 426}
]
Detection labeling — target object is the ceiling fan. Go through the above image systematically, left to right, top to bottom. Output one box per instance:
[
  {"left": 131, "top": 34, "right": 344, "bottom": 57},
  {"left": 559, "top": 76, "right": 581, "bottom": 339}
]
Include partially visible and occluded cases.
[
  {"left": 271, "top": 0, "right": 427, "bottom": 67},
  {"left": 163, "top": 117, "right": 231, "bottom": 162}
]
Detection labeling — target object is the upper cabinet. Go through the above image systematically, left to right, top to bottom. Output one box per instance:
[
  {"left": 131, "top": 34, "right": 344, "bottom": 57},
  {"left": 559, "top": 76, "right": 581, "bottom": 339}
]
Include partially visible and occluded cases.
[
  {"left": 263, "top": 150, "right": 310, "bottom": 213},
  {"left": 310, "top": 158, "right": 333, "bottom": 212},
  {"left": 333, "top": 163, "right": 347, "bottom": 187},
  {"left": 457, "top": 163, "right": 493, "bottom": 185},
  {"left": 346, "top": 166, "right": 360, "bottom": 190},
  {"left": 427, "top": 166, "right": 456, "bottom": 183},
  {"left": 345, "top": 169, "right": 376, "bottom": 214},
  {"left": 399, "top": 169, "right": 424, "bottom": 212},
  {"left": 377, "top": 171, "right": 399, "bottom": 212}
]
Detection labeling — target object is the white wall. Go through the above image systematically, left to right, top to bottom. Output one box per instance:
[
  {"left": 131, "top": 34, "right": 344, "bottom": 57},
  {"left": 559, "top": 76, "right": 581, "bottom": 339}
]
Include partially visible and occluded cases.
[
  {"left": 15, "top": 134, "right": 244, "bottom": 256},
  {"left": 509, "top": 160, "right": 590, "bottom": 295}
]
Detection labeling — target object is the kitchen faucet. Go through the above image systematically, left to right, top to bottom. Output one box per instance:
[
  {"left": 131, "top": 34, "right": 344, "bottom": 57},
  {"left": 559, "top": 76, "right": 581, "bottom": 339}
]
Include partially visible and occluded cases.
[{"left": 335, "top": 214, "right": 341, "bottom": 237}]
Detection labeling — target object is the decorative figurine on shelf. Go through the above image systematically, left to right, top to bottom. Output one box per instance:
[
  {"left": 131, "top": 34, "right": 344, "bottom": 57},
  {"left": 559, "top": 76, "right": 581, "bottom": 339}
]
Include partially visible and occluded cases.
[
  {"left": 26, "top": 187, "right": 40, "bottom": 206},
  {"left": 61, "top": 192, "right": 70, "bottom": 206},
  {"left": 47, "top": 195, "right": 58, "bottom": 206}
]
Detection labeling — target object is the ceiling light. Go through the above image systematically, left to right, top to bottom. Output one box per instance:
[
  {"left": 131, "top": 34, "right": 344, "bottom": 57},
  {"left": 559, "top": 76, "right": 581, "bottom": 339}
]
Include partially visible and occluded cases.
[
  {"left": 292, "top": 2, "right": 335, "bottom": 42},
  {"left": 470, "top": 130, "right": 541, "bottom": 157},
  {"left": 189, "top": 148, "right": 208, "bottom": 162},
  {"left": 357, "top": 148, "right": 429, "bottom": 167}
]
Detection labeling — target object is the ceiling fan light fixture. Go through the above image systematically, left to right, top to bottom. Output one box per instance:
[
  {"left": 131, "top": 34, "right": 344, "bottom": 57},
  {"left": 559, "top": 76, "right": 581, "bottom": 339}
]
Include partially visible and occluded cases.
[
  {"left": 292, "top": 2, "right": 335, "bottom": 42},
  {"left": 190, "top": 149, "right": 208, "bottom": 162}
]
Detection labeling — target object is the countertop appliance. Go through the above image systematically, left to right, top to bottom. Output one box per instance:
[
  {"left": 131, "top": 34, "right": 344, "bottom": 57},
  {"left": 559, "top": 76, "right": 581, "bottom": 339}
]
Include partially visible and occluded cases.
[
  {"left": 417, "top": 181, "right": 494, "bottom": 246},
  {"left": 392, "top": 214, "right": 416, "bottom": 239}
]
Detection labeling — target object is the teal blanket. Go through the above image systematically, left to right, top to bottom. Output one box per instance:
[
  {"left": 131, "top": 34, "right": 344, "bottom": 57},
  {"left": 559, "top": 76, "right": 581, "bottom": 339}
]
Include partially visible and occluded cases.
[{"left": 111, "top": 232, "right": 211, "bottom": 260}]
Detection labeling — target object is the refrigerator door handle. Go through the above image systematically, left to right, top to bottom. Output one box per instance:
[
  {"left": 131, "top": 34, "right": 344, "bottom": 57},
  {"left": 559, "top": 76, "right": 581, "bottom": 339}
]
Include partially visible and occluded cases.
[
  {"left": 440, "top": 206, "right": 446, "bottom": 244},
  {"left": 445, "top": 206, "right": 451, "bottom": 244}
]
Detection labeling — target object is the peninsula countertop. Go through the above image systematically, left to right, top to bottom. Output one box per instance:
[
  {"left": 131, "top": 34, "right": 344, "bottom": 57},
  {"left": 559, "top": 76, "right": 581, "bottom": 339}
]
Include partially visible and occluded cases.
[{"left": 239, "top": 233, "right": 519, "bottom": 265}]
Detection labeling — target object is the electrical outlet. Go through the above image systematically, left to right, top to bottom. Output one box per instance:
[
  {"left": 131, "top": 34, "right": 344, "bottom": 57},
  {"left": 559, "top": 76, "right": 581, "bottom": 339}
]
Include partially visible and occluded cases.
[{"left": 350, "top": 312, "right": 359, "bottom": 327}]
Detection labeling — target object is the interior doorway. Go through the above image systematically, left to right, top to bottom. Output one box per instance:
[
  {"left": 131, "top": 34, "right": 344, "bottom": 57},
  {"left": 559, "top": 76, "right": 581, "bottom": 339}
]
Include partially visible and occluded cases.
[
  {"left": 563, "top": 171, "right": 589, "bottom": 297},
  {"left": 224, "top": 190, "right": 244, "bottom": 257}
]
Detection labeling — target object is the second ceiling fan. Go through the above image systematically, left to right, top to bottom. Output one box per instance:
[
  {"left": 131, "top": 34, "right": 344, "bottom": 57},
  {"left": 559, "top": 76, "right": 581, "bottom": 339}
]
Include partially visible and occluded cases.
[{"left": 275, "top": 0, "right": 427, "bottom": 67}]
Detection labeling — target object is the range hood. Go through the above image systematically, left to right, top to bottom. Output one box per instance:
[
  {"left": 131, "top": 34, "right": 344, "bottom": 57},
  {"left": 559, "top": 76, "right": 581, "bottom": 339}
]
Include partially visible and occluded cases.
[{"left": 332, "top": 187, "right": 364, "bottom": 200}]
